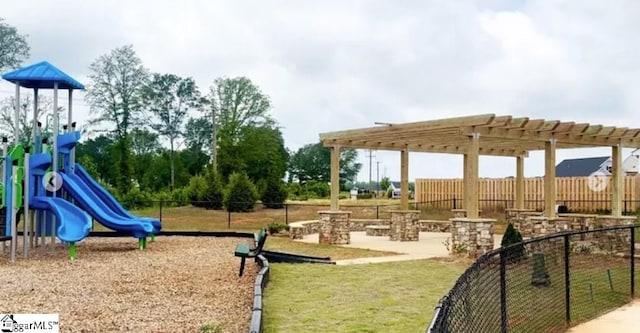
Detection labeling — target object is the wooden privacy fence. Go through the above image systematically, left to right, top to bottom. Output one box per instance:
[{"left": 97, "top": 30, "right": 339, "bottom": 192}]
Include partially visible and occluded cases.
[{"left": 415, "top": 176, "right": 640, "bottom": 212}]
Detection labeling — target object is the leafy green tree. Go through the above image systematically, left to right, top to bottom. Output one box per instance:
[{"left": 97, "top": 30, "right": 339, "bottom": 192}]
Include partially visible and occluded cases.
[
  {"left": 0, "top": 18, "right": 29, "bottom": 72},
  {"left": 85, "top": 45, "right": 149, "bottom": 193},
  {"left": 142, "top": 73, "right": 200, "bottom": 190},
  {"left": 205, "top": 77, "right": 272, "bottom": 169},
  {"left": 218, "top": 125, "right": 288, "bottom": 182},
  {"left": 130, "top": 129, "right": 160, "bottom": 190},
  {"left": 75, "top": 135, "right": 118, "bottom": 185},
  {"left": 288, "top": 142, "right": 362, "bottom": 188},
  {"left": 77, "top": 155, "right": 99, "bottom": 178},
  {"left": 224, "top": 172, "right": 258, "bottom": 212},
  {"left": 187, "top": 175, "right": 208, "bottom": 207},
  {"left": 261, "top": 177, "right": 288, "bottom": 209},
  {"left": 379, "top": 177, "right": 391, "bottom": 191}
]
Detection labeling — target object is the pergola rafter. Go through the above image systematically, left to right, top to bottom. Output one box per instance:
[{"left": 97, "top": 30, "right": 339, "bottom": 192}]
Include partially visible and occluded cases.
[{"left": 319, "top": 114, "right": 633, "bottom": 218}]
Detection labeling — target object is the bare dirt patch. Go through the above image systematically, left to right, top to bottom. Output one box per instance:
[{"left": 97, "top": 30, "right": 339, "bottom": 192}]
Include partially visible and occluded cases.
[{"left": 0, "top": 236, "right": 256, "bottom": 332}]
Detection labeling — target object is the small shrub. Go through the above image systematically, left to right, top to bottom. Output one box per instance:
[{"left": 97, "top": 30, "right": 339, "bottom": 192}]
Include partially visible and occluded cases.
[
  {"left": 202, "top": 169, "right": 224, "bottom": 210},
  {"left": 224, "top": 172, "right": 259, "bottom": 212},
  {"left": 187, "top": 175, "right": 208, "bottom": 207},
  {"left": 262, "top": 177, "right": 288, "bottom": 209},
  {"left": 305, "top": 181, "right": 330, "bottom": 198},
  {"left": 121, "top": 187, "right": 153, "bottom": 209},
  {"left": 171, "top": 187, "right": 190, "bottom": 207},
  {"left": 386, "top": 188, "right": 393, "bottom": 199},
  {"left": 356, "top": 193, "right": 373, "bottom": 199},
  {"left": 268, "top": 221, "right": 288, "bottom": 235},
  {"left": 501, "top": 223, "right": 525, "bottom": 262},
  {"left": 200, "top": 323, "right": 223, "bottom": 333}
]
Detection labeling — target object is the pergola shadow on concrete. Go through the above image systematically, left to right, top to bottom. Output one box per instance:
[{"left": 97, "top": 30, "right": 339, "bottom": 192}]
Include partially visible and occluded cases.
[{"left": 318, "top": 114, "right": 640, "bottom": 256}]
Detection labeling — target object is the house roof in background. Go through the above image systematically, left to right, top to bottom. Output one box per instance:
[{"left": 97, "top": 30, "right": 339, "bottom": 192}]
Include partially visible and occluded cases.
[{"left": 555, "top": 156, "right": 609, "bottom": 177}]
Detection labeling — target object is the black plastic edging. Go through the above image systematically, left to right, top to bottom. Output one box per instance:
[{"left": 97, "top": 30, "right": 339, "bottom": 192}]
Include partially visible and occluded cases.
[
  {"left": 85, "top": 230, "right": 255, "bottom": 238},
  {"left": 249, "top": 254, "right": 269, "bottom": 333}
]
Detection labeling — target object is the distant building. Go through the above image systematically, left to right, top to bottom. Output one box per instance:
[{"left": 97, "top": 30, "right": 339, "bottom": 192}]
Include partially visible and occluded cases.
[{"left": 555, "top": 154, "right": 640, "bottom": 177}]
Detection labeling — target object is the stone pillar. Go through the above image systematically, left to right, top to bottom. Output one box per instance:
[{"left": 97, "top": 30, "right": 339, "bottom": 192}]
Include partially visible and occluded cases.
[
  {"left": 451, "top": 209, "right": 482, "bottom": 218},
  {"left": 389, "top": 210, "right": 420, "bottom": 241},
  {"left": 318, "top": 211, "right": 351, "bottom": 245},
  {"left": 529, "top": 216, "right": 570, "bottom": 238},
  {"left": 450, "top": 218, "right": 496, "bottom": 258}
]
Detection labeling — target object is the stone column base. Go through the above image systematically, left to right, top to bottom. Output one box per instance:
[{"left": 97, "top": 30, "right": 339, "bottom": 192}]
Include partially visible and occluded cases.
[
  {"left": 389, "top": 210, "right": 420, "bottom": 241},
  {"left": 318, "top": 211, "right": 351, "bottom": 245},
  {"left": 593, "top": 216, "right": 638, "bottom": 252},
  {"left": 450, "top": 218, "right": 495, "bottom": 258}
]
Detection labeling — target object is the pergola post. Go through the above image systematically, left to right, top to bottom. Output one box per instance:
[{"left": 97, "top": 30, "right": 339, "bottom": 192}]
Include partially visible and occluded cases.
[
  {"left": 466, "top": 133, "right": 480, "bottom": 219},
  {"left": 544, "top": 138, "right": 557, "bottom": 218},
  {"left": 611, "top": 142, "right": 623, "bottom": 216},
  {"left": 330, "top": 145, "right": 340, "bottom": 211},
  {"left": 400, "top": 147, "right": 409, "bottom": 210},
  {"left": 463, "top": 154, "right": 469, "bottom": 210},
  {"left": 516, "top": 155, "right": 525, "bottom": 209}
]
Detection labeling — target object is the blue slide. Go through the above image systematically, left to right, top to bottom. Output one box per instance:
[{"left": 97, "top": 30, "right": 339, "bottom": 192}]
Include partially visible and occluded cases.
[
  {"left": 73, "top": 164, "right": 161, "bottom": 232},
  {"left": 60, "top": 172, "right": 155, "bottom": 239},
  {"left": 30, "top": 196, "right": 91, "bottom": 243}
]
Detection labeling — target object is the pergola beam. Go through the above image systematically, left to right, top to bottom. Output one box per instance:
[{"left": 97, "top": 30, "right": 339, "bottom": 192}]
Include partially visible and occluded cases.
[{"left": 322, "top": 140, "right": 528, "bottom": 156}]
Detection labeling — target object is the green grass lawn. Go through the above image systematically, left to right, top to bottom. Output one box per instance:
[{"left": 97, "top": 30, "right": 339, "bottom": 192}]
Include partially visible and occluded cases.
[
  {"left": 264, "top": 237, "right": 399, "bottom": 260},
  {"left": 262, "top": 259, "right": 466, "bottom": 333}
]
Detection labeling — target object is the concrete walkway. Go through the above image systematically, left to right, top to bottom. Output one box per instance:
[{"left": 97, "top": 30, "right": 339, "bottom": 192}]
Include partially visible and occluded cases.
[
  {"left": 298, "top": 231, "right": 502, "bottom": 265},
  {"left": 568, "top": 300, "right": 640, "bottom": 333}
]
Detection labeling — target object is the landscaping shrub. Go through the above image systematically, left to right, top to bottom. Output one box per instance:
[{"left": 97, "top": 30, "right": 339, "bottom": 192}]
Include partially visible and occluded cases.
[
  {"left": 202, "top": 169, "right": 224, "bottom": 210},
  {"left": 224, "top": 172, "right": 258, "bottom": 212},
  {"left": 187, "top": 175, "right": 208, "bottom": 207},
  {"left": 262, "top": 177, "right": 288, "bottom": 209},
  {"left": 304, "top": 181, "right": 330, "bottom": 198},
  {"left": 287, "top": 182, "right": 302, "bottom": 199},
  {"left": 121, "top": 187, "right": 154, "bottom": 209},
  {"left": 170, "top": 187, "right": 190, "bottom": 207},
  {"left": 356, "top": 192, "right": 373, "bottom": 199},
  {"left": 267, "top": 221, "right": 288, "bottom": 234},
  {"left": 501, "top": 223, "right": 525, "bottom": 262}
]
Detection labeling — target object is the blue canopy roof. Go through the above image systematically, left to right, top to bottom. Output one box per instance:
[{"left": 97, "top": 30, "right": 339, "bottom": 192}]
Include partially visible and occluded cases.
[{"left": 1, "top": 61, "right": 84, "bottom": 90}]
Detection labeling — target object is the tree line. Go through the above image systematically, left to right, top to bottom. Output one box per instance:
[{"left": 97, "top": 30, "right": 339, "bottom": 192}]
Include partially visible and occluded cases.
[{"left": 0, "top": 18, "right": 363, "bottom": 211}]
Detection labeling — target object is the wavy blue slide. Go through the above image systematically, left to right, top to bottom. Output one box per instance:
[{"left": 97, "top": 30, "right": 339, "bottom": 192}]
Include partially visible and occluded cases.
[
  {"left": 73, "top": 164, "right": 161, "bottom": 232},
  {"left": 60, "top": 172, "right": 155, "bottom": 239},
  {"left": 30, "top": 196, "right": 91, "bottom": 243}
]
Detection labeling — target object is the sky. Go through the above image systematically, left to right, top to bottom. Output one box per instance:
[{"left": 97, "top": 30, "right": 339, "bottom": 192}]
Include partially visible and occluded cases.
[{"left": 1, "top": 0, "right": 639, "bottom": 183}]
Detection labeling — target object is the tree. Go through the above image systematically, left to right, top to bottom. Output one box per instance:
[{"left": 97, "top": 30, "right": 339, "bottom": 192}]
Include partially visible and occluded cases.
[
  {"left": 0, "top": 18, "right": 29, "bottom": 72},
  {"left": 85, "top": 45, "right": 149, "bottom": 193},
  {"left": 142, "top": 73, "right": 200, "bottom": 190},
  {"left": 205, "top": 77, "right": 272, "bottom": 168},
  {"left": 0, "top": 94, "right": 62, "bottom": 143},
  {"left": 184, "top": 117, "right": 211, "bottom": 153},
  {"left": 218, "top": 125, "right": 288, "bottom": 183},
  {"left": 130, "top": 129, "right": 160, "bottom": 189},
  {"left": 75, "top": 135, "right": 118, "bottom": 185},
  {"left": 288, "top": 142, "right": 362, "bottom": 188},
  {"left": 202, "top": 167, "right": 224, "bottom": 210},
  {"left": 380, "top": 177, "right": 391, "bottom": 191}
]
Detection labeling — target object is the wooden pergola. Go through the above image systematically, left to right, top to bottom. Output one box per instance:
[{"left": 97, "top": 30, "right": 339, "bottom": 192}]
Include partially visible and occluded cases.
[{"left": 319, "top": 114, "right": 640, "bottom": 218}]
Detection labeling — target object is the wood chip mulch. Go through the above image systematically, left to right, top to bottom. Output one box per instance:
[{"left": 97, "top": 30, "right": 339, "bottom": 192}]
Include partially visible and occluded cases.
[{"left": 0, "top": 236, "right": 257, "bottom": 333}]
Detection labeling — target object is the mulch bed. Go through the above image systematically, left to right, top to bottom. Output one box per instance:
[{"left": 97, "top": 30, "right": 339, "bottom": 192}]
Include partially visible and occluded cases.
[{"left": 0, "top": 236, "right": 257, "bottom": 332}]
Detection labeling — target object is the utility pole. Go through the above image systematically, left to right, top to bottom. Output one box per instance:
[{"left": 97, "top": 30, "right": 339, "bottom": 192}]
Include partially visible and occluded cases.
[
  {"left": 211, "top": 105, "right": 217, "bottom": 170},
  {"left": 367, "top": 149, "right": 375, "bottom": 191},
  {"left": 376, "top": 161, "right": 381, "bottom": 191}
]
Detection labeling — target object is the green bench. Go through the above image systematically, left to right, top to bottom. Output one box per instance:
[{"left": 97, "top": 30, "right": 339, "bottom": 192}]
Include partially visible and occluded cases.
[{"left": 234, "top": 228, "right": 268, "bottom": 277}]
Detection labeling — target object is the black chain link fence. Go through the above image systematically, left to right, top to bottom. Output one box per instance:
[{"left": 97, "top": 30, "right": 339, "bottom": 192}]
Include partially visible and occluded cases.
[{"left": 428, "top": 225, "right": 639, "bottom": 333}]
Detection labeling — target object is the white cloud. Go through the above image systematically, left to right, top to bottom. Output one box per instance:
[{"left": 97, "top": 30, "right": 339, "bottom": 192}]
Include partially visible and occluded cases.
[{"left": 1, "top": 0, "right": 639, "bottom": 182}]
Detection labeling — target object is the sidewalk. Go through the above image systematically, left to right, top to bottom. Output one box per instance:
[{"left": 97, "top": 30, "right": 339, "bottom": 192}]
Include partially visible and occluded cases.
[
  {"left": 298, "top": 231, "right": 502, "bottom": 265},
  {"left": 568, "top": 300, "right": 640, "bottom": 333}
]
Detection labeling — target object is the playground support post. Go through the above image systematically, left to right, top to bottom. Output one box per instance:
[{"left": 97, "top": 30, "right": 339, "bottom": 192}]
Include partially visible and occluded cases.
[
  {"left": 51, "top": 82, "right": 58, "bottom": 249},
  {"left": 31, "top": 89, "right": 38, "bottom": 248},
  {"left": 68, "top": 90, "right": 75, "bottom": 173},
  {"left": 1, "top": 137, "right": 6, "bottom": 254},
  {"left": 40, "top": 139, "right": 48, "bottom": 248},
  {"left": 23, "top": 149, "right": 30, "bottom": 258},
  {"left": 10, "top": 165, "right": 17, "bottom": 262}
]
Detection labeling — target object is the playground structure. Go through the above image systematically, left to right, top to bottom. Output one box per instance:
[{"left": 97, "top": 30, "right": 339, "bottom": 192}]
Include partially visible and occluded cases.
[{"left": 0, "top": 61, "right": 161, "bottom": 261}]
